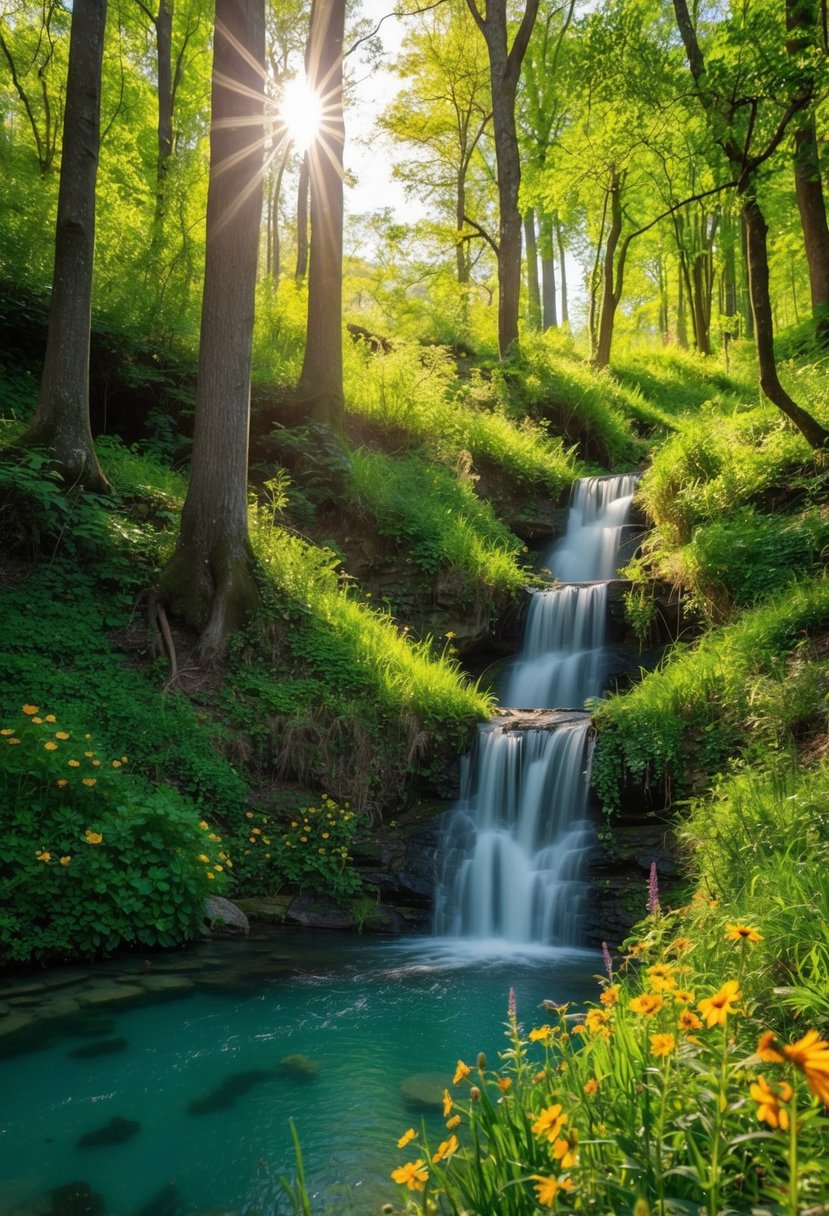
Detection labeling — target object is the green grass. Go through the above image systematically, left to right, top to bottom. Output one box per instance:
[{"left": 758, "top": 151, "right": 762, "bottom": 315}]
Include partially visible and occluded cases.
[
  {"left": 612, "top": 343, "right": 756, "bottom": 415},
  {"left": 349, "top": 448, "right": 528, "bottom": 596},
  {"left": 591, "top": 577, "right": 829, "bottom": 813}
]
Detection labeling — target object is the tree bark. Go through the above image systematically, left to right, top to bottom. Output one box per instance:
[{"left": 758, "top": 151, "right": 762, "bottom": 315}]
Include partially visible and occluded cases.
[
  {"left": 20, "top": 0, "right": 108, "bottom": 490},
  {"left": 155, "top": 0, "right": 174, "bottom": 224},
  {"left": 158, "top": 0, "right": 265, "bottom": 658},
  {"left": 297, "top": 0, "right": 345, "bottom": 432},
  {"left": 465, "top": 0, "right": 539, "bottom": 358},
  {"left": 793, "top": 117, "right": 829, "bottom": 340},
  {"left": 295, "top": 152, "right": 309, "bottom": 281},
  {"left": 593, "top": 171, "right": 624, "bottom": 368},
  {"left": 743, "top": 193, "right": 829, "bottom": 447},
  {"left": 524, "top": 208, "right": 541, "bottom": 330},
  {"left": 539, "top": 212, "right": 557, "bottom": 329},
  {"left": 556, "top": 216, "right": 568, "bottom": 325}
]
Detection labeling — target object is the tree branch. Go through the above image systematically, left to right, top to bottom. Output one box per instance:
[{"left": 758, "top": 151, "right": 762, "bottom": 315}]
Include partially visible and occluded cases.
[{"left": 462, "top": 212, "right": 498, "bottom": 255}]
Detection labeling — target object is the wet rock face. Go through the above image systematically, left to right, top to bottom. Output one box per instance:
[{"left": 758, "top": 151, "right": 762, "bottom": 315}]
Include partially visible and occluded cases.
[{"left": 585, "top": 813, "right": 683, "bottom": 950}]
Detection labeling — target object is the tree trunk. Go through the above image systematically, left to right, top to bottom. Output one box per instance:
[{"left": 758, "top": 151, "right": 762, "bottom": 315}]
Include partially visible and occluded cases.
[
  {"left": 21, "top": 0, "right": 108, "bottom": 491},
  {"left": 154, "top": 0, "right": 174, "bottom": 227},
  {"left": 158, "top": 0, "right": 265, "bottom": 658},
  {"left": 297, "top": 0, "right": 345, "bottom": 432},
  {"left": 492, "top": 78, "right": 522, "bottom": 356},
  {"left": 793, "top": 117, "right": 829, "bottom": 340},
  {"left": 295, "top": 152, "right": 309, "bottom": 281},
  {"left": 593, "top": 172, "right": 624, "bottom": 369},
  {"left": 742, "top": 192, "right": 829, "bottom": 448},
  {"left": 721, "top": 203, "right": 738, "bottom": 319},
  {"left": 524, "top": 208, "right": 541, "bottom": 330},
  {"left": 539, "top": 212, "right": 557, "bottom": 329},
  {"left": 740, "top": 214, "right": 754, "bottom": 340},
  {"left": 556, "top": 216, "right": 568, "bottom": 325},
  {"left": 691, "top": 252, "right": 711, "bottom": 355},
  {"left": 658, "top": 256, "right": 669, "bottom": 342},
  {"left": 677, "top": 266, "right": 688, "bottom": 348}
]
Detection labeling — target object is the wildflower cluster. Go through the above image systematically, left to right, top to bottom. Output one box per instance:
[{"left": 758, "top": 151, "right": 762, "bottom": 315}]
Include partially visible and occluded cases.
[
  {"left": 0, "top": 705, "right": 227, "bottom": 961},
  {"left": 230, "top": 793, "right": 365, "bottom": 902},
  {"left": 388, "top": 904, "right": 829, "bottom": 1214}
]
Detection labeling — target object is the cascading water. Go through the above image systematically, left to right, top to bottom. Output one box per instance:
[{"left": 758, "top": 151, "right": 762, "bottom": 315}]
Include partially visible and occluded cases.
[{"left": 435, "top": 474, "right": 638, "bottom": 945}]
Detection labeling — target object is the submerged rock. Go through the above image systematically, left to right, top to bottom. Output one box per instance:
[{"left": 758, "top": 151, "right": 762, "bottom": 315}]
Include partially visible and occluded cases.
[
  {"left": 284, "top": 893, "right": 354, "bottom": 930},
  {"left": 204, "top": 895, "right": 250, "bottom": 935},
  {"left": 77, "top": 984, "right": 144, "bottom": 1007},
  {"left": 67, "top": 1017, "right": 117, "bottom": 1039},
  {"left": 67, "top": 1037, "right": 128, "bottom": 1060},
  {"left": 278, "top": 1053, "right": 319, "bottom": 1079},
  {"left": 186, "top": 1068, "right": 276, "bottom": 1115},
  {"left": 400, "top": 1072, "right": 452, "bottom": 1112},
  {"left": 76, "top": 1115, "right": 140, "bottom": 1149},
  {"left": 48, "top": 1181, "right": 105, "bottom": 1216},
  {"left": 135, "top": 1182, "right": 182, "bottom": 1216}
]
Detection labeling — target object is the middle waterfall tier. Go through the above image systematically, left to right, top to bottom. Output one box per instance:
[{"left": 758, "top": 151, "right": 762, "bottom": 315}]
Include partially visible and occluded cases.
[
  {"left": 505, "top": 583, "right": 608, "bottom": 710},
  {"left": 433, "top": 719, "right": 593, "bottom": 944}
]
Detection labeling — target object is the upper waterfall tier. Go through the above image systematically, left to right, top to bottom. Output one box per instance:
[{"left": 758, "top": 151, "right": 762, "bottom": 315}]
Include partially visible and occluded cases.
[
  {"left": 548, "top": 473, "right": 638, "bottom": 583},
  {"left": 504, "top": 583, "right": 608, "bottom": 710}
]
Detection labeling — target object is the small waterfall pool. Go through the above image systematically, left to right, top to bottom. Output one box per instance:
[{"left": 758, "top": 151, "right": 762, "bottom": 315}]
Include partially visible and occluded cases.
[{"left": 0, "top": 931, "right": 597, "bottom": 1216}]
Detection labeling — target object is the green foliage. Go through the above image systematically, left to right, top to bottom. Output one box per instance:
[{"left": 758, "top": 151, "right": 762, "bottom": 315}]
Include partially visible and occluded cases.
[
  {"left": 343, "top": 339, "right": 579, "bottom": 495},
  {"left": 612, "top": 345, "right": 755, "bottom": 415},
  {"left": 349, "top": 448, "right": 527, "bottom": 595},
  {"left": 592, "top": 579, "right": 829, "bottom": 813},
  {"left": 0, "top": 706, "right": 225, "bottom": 962},
  {"left": 231, "top": 794, "right": 366, "bottom": 902}
]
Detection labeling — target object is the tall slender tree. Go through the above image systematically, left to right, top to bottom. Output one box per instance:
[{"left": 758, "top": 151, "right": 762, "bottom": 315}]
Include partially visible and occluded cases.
[
  {"left": 19, "top": 0, "right": 108, "bottom": 490},
  {"left": 158, "top": 0, "right": 266, "bottom": 657},
  {"left": 297, "top": 0, "right": 345, "bottom": 431},
  {"left": 464, "top": 0, "right": 540, "bottom": 357}
]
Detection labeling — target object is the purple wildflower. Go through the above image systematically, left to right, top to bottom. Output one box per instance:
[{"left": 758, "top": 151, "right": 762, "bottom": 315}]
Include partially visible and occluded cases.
[
  {"left": 647, "top": 861, "right": 660, "bottom": 916},
  {"left": 601, "top": 940, "right": 613, "bottom": 980},
  {"left": 508, "top": 986, "right": 517, "bottom": 1020}
]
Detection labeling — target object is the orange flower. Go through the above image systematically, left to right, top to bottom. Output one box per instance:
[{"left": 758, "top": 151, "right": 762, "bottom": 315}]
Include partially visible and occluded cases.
[
  {"left": 22, "top": 705, "right": 38, "bottom": 715},
  {"left": 44, "top": 715, "right": 56, "bottom": 723},
  {"left": 55, "top": 731, "right": 70, "bottom": 741},
  {"left": 43, "top": 741, "right": 58, "bottom": 752},
  {"left": 55, "top": 779, "right": 68, "bottom": 788},
  {"left": 84, "top": 830, "right": 103, "bottom": 845},
  {"left": 35, "top": 850, "right": 51, "bottom": 863},
  {"left": 725, "top": 923, "right": 763, "bottom": 944},
  {"left": 668, "top": 936, "right": 692, "bottom": 953},
  {"left": 698, "top": 980, "right": 741, "bottom": 1028},
  {"left": 600, "top": 985, "right": 620, "bottom": 1006},
  {"left": 629, "top": 993, "right": 663, "bottom": 1017},
  {"left": 678, "top": 1009, "right": 703, "bottom": 1032},
  {"left": 529, "top": 1025, "right": 554, "bottom": 1042},
  {"left": 756, "top": 1030, "right": 784, "bottom": 1063},
  {"left": 782, "top": 1030, "right": 829, "bottom": 1106},
  {"left": 650, "top": 1033, "right": 676, "bottom": 1058},
  {"left": 453, "top": 1060, "right": 471, "bottom": 1085},
  {"left": 750, "top": 1074, "right": 793, "bottom": 1129},
  {"left": 498, "top": 1077, "right": 512, "bottom": 1092},
  {"left": 583, "top": 1078, "right": 599, "bottom": 1096},
  {"left": 442, "top": 1089, "right": 452, "bottom": 1117},
  {"left": 531, "top": 1103, "right": 567, "bottom": 1142},
  {"left": 445, "top": 1114, "right": 461, "bottom": 1129},
  {"left": 397, "top": 1128, "right": 416, "bottom": 1149},
  {"left": 551, "top": 1131, "right": 578, "bottom": 1169},
  {"left": 431, "top": 1134, "right": 458, "bottom": 1163},
  {"left": 390, "top": 1160, "right": 428, "bottom": 1191},
  {"left": 531, "top": 1175, "right": 574, "bottom": 1207}
]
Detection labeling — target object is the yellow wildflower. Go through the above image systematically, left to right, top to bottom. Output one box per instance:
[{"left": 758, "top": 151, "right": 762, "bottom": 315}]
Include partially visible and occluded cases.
[
  {"left": 22, "top": 705, "right": 38, "bottom": 715},
  {"left": 45, "top": 715, "right": 56, "bottom": 723},
  {"left": 32, "top": 716, "right": 43, "bottom": 724},
  {"left": 0, "top": 729, "right": 13, "bottom": 736},
  {"left": 55, "top": 731, "right": 70, "bottom": 741},
  {"left": 7, "top": 737, "right": 20, "bottom": 745},
  {"left": 43, "top": 741, "right": 58, "bottom": 751},
  {"left": 84, "top": 751, "right": 94, "bottom": 758},
  {"left": 68, "top": 760, "right": 80, "bottom": 768},
  {"left": 111, "top": 760, "right": 122, "bottom": 768},
  {"left": 82, "top": 778, "right": 97, "bottom": 787},
  {"left": 56, "top": 779, "right": 68, "bottom": 788},
  {"left": 199, "top": 820, "right": 209, "bottom": 830},
  {"left": 84, "top": 830, "right": 103, "bottom": 845},
  {"left": 35, "top": 850, "right": 51, "bottom": 862},
  {"left": 198, "top": 854, "right": 210, "bottom": 864},
  {"left": 60, "top": 856, "right": 71, "bottom": 866},
  {"left": 206, "top": 872, "right": 215, "bottom": 880},
  {"left": 725, "top": 923, "right": 763, "bottom": 944},
  {"left": 698, "top": 980, "right": 741, "bottom": 1028},
  {"left": 600, "top": 985, "right": 620, "bottom": 1006},
  {"left": 673, "top": 989, "right": 695, "bottom": 1005},
  {"left": 629, "top": 993, "right": 663, "bottom": 1017},
  {"left": 678, "top": 1009, "right": 703, "bottom": 1032},
  {"left": 529, "top": 1025, "right": 553, "bottom": 1042},
  {"left": 782, "top": 1029, "right": 829, "bottom": 1106},
  {"left": 756, "top": 1030, "right": 784, "bottom": 1063},
  {"left": 650, "top": 1033, "right": 676, "bottom": 1058},
  {"left": 453, "top": 1060, "right": 471, "bottom": 1085},
  {"left": 750, "top": 1075, "right": 793, "bottom": 1129},
  {"left": 498, "top": 1076, "right": 512, "bottom": 1093},
  {"left": 583, "top": 1078, "right": 599, "bottom": 1096},
  {"left": 442, "top": 1089, "right": 452, "bottom": 1117},
  {"left": 531, "top": 1103, "right": 567, "bottom": 1143},
  {"left": 445, "top": 1114, "right": 461, "bottom": 1129},
  {"left": 397, "top": 1128, "right": 416, "bottom": 1149},
  {"left": 552, "top": 1131, "right": 578, "bottom": 1169},
  {"left": 431, "top": 1134, "right": 458, "bottom": 1163},
  {"left": 390, "top": 1160, "right": 428, "bottom": 1192},
  {"left": 531, "top": 1175, "right": 573, "bottom": 1207}
]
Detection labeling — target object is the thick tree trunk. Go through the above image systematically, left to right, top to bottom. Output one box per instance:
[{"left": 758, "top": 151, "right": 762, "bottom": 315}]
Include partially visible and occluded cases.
[
  {"left": 21, "top": 0, "right": 108, "bottom": 491},
  {"left": 154, "top": 0, "right": 174, "bottom": 226},
  {"left": 158, "top": 0, "right": 265, "bottom": 657},
  {"left": 297, "top": 0, "right": 345, "bottom": 431},
  {"left": 492, "top": 81, "right": 522, "bottom": 356},
  {"left": 742, "top": 192, "right": 829, "bottom": 448},
  {"left": 721, "top": 204, "right": 738, "bottom": 319},
  {"left": 524, "top": 209, "right": 541, "bottom": 330},
  {"left": 539, "top": 212, "right": 557, "bottom": 329},
  {"left": 691, "top": 253, "right": 711, "bottom": 355},
  {"left": 677, "top": 267, "right": 688, "bottom": 348}
]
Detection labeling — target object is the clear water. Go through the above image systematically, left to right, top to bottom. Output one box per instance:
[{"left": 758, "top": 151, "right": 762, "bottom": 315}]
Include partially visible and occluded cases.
[{"left": 0, "top": 931, "right": 597, "bottom": 1216}]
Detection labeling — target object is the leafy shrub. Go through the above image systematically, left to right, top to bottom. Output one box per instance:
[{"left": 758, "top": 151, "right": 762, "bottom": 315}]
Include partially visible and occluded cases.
[
  {"left": 0, "top": 705, "right": 227, "bottom": 962},
  {"left": 230, "top": 793, "right": 366, "bottom": 902}
]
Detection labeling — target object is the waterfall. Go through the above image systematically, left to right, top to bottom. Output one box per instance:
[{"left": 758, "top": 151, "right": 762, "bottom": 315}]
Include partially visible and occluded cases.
[{"left": 434, "top": 473, "right": 638, "bottom": 945}]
